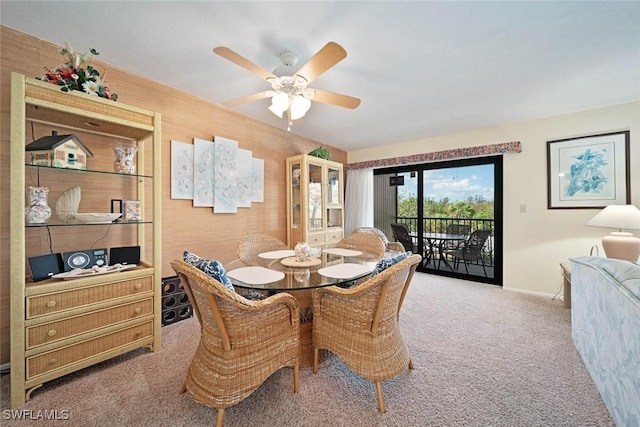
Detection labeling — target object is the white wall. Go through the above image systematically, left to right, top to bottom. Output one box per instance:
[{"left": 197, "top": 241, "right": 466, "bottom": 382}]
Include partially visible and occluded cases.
[{"left": 348, "top": 101, "right": 640, "bottom": 295}]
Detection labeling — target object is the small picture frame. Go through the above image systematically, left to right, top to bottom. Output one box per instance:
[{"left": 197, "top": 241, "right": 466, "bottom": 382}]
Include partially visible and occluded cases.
[
  {"left": 547, "top": 131, "right": 630, "bottom": 209},
  {"left": 111, "top": 199, "right": 141, "bottom": 222},
  {"left": 122, "top": 200, "right": 141, "bottom": 221}
]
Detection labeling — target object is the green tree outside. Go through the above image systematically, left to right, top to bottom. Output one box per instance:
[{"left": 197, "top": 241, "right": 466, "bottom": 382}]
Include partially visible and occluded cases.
[{"left": 397, "top": 190, "right": 494, "bottom": 232}]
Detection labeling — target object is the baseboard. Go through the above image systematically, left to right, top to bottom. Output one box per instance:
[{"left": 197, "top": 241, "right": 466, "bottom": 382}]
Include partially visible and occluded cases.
[
  {"left": 502, "top": 286, "right": 561, "bottom": 301},
  {"left": 0, "top": 362, "right": 10, "bottom": 374}
]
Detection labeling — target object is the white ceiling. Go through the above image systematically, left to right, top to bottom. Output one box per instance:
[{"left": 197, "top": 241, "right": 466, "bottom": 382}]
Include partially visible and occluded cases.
[{"left": 2, "top": 1, "right": 639, "bottom": 152}]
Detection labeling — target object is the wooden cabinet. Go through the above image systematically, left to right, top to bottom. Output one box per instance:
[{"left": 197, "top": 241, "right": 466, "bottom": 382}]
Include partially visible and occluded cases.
[
  {"left": 9, "top": 73, "right": 162, "bottom": 407},
  {"left": 286, "top": 154, "right": 344, "bottom": 248}
]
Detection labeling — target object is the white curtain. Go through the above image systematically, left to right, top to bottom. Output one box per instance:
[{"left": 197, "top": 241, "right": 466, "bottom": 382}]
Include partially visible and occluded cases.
[{"left": 344, "top": 168, "right": 374, "bottom": 235}]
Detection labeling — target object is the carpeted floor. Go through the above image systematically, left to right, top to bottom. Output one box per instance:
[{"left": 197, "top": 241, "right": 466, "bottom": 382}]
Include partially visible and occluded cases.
[{"left": 1, "top": 272, "right": 613, "bottom": 426}]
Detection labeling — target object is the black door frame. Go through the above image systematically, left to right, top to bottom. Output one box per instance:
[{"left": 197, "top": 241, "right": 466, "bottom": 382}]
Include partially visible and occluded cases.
[{"left": 374, "top": 155, "right": 503, "bottom": 286}]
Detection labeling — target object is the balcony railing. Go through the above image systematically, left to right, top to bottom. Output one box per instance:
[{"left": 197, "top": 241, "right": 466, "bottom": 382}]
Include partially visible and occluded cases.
[{"left": 396, "top": 216, "right": 495, "bottom": 267}]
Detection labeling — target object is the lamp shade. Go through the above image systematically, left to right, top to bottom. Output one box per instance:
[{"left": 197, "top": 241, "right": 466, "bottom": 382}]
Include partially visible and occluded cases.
[
  {"left": 586, "top": 204, "right": 640, "bottom": 262},
  {"left": 585, "top": 205, "right": 640, "bottom": 231}
]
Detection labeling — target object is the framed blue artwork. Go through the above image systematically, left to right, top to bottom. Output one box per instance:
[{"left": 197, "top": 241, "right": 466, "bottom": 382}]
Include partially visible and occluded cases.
[{"left": 547, "top": 131, "right": 630, "bottom": 209}]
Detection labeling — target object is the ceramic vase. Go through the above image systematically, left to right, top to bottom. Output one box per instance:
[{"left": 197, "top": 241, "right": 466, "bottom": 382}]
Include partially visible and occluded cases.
[
  {"left": 112, "top": 143, "right": 138, "bottom": 174},
  {"left": 25, "top": 186, "right": 52, "bottom": 224}
]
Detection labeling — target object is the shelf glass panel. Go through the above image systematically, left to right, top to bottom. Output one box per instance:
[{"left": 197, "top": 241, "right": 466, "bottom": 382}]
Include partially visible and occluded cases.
[
  {"left": 25, "top": 164, "right": 152, "bottom": 179},
  {"left": 26, "top": 221, "right": 152, "bottom": 228}
]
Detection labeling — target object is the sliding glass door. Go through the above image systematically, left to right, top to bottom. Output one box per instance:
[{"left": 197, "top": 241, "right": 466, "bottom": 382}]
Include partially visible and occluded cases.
[{"left": 373, "top": 156, "right": 503, "bottom": 285}]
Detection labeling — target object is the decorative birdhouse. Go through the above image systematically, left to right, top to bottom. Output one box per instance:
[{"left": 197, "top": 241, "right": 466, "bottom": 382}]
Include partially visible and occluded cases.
[{"left": 25, "top": 131, "right": 93, "bottom": 170}]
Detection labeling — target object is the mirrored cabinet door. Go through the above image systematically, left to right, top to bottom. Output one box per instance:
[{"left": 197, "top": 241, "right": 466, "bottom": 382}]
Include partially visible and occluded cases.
[
  {"left": 290, "top": 161, "right": 301, "bottom": 229},
  {"left": 308, "top": 162, "right": 323, "bottom": 230},
  {"left": 327, "top": 165, "right": 341, "bottom": 206}
]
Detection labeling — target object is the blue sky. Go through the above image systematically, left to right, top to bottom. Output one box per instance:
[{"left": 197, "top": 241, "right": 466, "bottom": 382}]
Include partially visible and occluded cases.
[{"left": 397, "top": 164, "right": 494, "bottom": 202}]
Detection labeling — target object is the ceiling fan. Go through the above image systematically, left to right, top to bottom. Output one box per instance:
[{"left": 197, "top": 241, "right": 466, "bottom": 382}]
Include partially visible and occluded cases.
[{"left": 213, "top": 42, "right": 361, "bottom": 130}]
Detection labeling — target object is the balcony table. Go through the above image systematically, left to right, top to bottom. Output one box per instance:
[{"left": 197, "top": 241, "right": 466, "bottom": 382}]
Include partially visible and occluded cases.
[{"left": 421, "top": 232, "right": 467, "bottom": 270}]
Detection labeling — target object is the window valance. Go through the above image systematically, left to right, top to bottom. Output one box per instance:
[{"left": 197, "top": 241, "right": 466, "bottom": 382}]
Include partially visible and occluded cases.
[{"left": 346, "top": 141, "right": 521, "bottom": 170}]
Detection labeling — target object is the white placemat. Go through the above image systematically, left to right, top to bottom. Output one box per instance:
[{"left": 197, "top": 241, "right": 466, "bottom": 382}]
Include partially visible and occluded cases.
[
  {"left": 323, "top": 248, "right": 363, "bottom": 257},
  {"left": 258, "top": 249, "right": 296, "bottom": 259},
  {"left": 318, "top": 263, "right": 372, "bottom": 280},
  {"left": 227, "top": 266, "right": 285, "bottom": 285}
]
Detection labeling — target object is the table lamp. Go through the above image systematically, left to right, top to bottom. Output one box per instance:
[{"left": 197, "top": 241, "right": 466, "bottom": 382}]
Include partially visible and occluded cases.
[{"left": 585, "top": 204, "right": 640, "bottom": 262}]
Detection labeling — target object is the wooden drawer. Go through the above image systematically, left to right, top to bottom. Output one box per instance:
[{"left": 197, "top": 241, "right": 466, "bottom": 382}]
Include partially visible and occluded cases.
[
  {"left": 325, "top": 230, "right": 343, "bottom": 244},
  {"left": 307, "top": 233, "right": 324, "bottom": 246},
  {"left": 27, "top": 276, "right": 153, "bottom": 319},
  {"left": 27, "top": 298, "right": 154, "bottom": 349},
  {"left": 27, "top": 321, "right": 153, "bottom": 380}
]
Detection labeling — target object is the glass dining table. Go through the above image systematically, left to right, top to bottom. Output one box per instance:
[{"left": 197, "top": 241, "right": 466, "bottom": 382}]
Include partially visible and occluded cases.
[{"left": 224, "top": 248, "right": 379, "bottom": 367}]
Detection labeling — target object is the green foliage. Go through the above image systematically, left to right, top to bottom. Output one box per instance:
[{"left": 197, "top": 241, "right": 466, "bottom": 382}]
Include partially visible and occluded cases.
[
  {"left": 308, "top": 146, "right": 331, "bottom": 160},
  {"left": 397, "top": 192, "right": 494, "bottom": 220}
]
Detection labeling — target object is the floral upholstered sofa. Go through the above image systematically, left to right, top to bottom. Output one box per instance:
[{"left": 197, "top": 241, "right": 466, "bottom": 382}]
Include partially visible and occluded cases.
[{"left": 570, "top": 256, "right": 640, "bottom": 426}]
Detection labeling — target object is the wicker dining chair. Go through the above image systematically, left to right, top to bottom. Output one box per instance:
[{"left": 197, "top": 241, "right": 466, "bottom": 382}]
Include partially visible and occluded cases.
[
  {"left": 353, "top": 226, "right": 405, "bottom": 253},
  {"left": 237, "top": 232, "right": 288, "bottom": 261},
  {"left": 335, "top": 232, "right": 386, "bottom": 260},
  {"left": 312, "top": 254, "right": 422, "bottom": 413},
  {"left": 170, "top": 260, "right": 300, "bottom": 427}
]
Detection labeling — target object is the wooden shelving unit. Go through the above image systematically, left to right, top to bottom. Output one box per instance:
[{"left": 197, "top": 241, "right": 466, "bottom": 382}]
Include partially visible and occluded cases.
[
  {"left": 9, "top": 73, "right": 162, "bottom": 408},
  {"left": 286, "top": 154, "right": 344, "bottom": 248}
]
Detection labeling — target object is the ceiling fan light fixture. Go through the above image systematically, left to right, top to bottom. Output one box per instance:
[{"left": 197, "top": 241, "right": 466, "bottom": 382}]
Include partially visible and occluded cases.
[
  {"left": 213, "top": 42, "right": 360, "bottom": 129},
  {"left": 269, "top": 92, "right": 289, "bottom": 117},
  {"left": 271, "top": 92, "right": 289, "bottom": 109},
  {"left": 290, "top": 95, "right": 311, "bottom": 120},
  {"left": 268, "top": 103, "right": 284, "bottom": 118}
]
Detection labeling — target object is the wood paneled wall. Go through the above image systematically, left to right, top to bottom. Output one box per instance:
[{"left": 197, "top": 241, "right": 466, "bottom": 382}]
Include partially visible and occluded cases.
[{"left": 0, "top": 26, "right": 348, "bottom": 364}]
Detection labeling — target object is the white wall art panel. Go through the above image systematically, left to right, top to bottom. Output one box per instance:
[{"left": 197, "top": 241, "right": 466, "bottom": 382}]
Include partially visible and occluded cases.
[
  {"left": 213, "top": 136, "right": 238, "bottom": 213},
  {"left": 193, "top": 138, "right": 215, "bottom": 207},
  {"left": 170, "top": 140, "right": 194, "bottom": 200},
  {"left": 236, "top": 149, "right": 253, "bottom": 208},
  {"left": 251, "top": 158, "right": 264, "bottom": 203}
]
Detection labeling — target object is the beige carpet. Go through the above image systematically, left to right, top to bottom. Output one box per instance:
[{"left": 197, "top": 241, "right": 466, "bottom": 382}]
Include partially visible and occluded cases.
[{"left": 1, "top": 272, "right": 613, "bottom": 426}]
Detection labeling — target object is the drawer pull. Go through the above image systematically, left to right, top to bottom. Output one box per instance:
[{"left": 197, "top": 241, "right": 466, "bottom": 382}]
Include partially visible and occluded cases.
[
  {"left": 134, "top": 283, "right": 143, "bottom": 290},
  {"left": 46, "top": 300, "right": 57, "bottom": 308},
  {"left": 134, "top": 307, "right": 142, "bottom": 314},
  {"left": 47, "top": 329, "right": 57, "bottom": 337},
  {"left": 49, "top": 358, "right": 57, "bottom": 365}
]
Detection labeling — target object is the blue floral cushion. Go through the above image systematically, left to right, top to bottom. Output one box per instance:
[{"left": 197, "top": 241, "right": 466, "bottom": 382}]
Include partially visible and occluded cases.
[
  {"left": 183, "top": 250, "right": 234, "bottom": 292},
  {"left": 372, "top": 251, "right": 411, "bottom": 276}
]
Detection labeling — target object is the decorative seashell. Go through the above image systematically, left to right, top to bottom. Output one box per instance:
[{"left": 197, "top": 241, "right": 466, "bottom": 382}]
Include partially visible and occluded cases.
[{"left": 56, "top": 186, "right": 81, "bottom": 223}]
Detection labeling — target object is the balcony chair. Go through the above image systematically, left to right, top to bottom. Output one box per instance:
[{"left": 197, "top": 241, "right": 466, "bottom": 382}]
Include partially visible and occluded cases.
[
  {"left": 390, "top": 223, "right": 418, "bottom": 254},
  {"left": 437, "top": 223, "right": 471, "bottom": 269},
  {"left": 353, "top": 226, "right": 405, "bottom": 253},
  {"left": 446, "top": 229, "right": 492, "bottom": 276},
  {"left": 336, "top": 232, "right": 386, "bottom": 260},
  {"left": 312, "top": 254, "right": 422, "bottom": 413},
  {"left": 171, "top": 259, "right": 300, "bottom": 427}
]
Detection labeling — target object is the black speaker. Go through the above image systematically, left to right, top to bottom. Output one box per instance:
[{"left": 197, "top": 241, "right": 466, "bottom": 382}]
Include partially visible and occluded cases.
[
  {"left": 109, "top": 246, "right": 140, "bottom": 266},
  {"left": 62, "top": 248, "right": 108, "bottom": 272},
  {"left": 28, "top": 253, "right": 64, "bottom": 281}
]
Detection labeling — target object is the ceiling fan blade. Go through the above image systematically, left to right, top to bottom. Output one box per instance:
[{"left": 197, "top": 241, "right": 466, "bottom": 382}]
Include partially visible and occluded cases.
[
  {"left": 294, "top": 42, "right": 347, "bottom": 84},
  {"left": 213, "top": 47, "right": 276, "bottom": 81},
  {"left": 309, "top": 89, "right": 361, "bottom": 109},
  {"left": 224, "top": 90, "right": 275, "bottom": 107}
]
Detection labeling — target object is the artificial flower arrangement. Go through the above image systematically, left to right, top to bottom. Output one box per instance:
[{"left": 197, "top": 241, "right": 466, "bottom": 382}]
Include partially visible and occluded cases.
[{"left": 38, "top": 41, "right": 118, "bottom": 101}]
